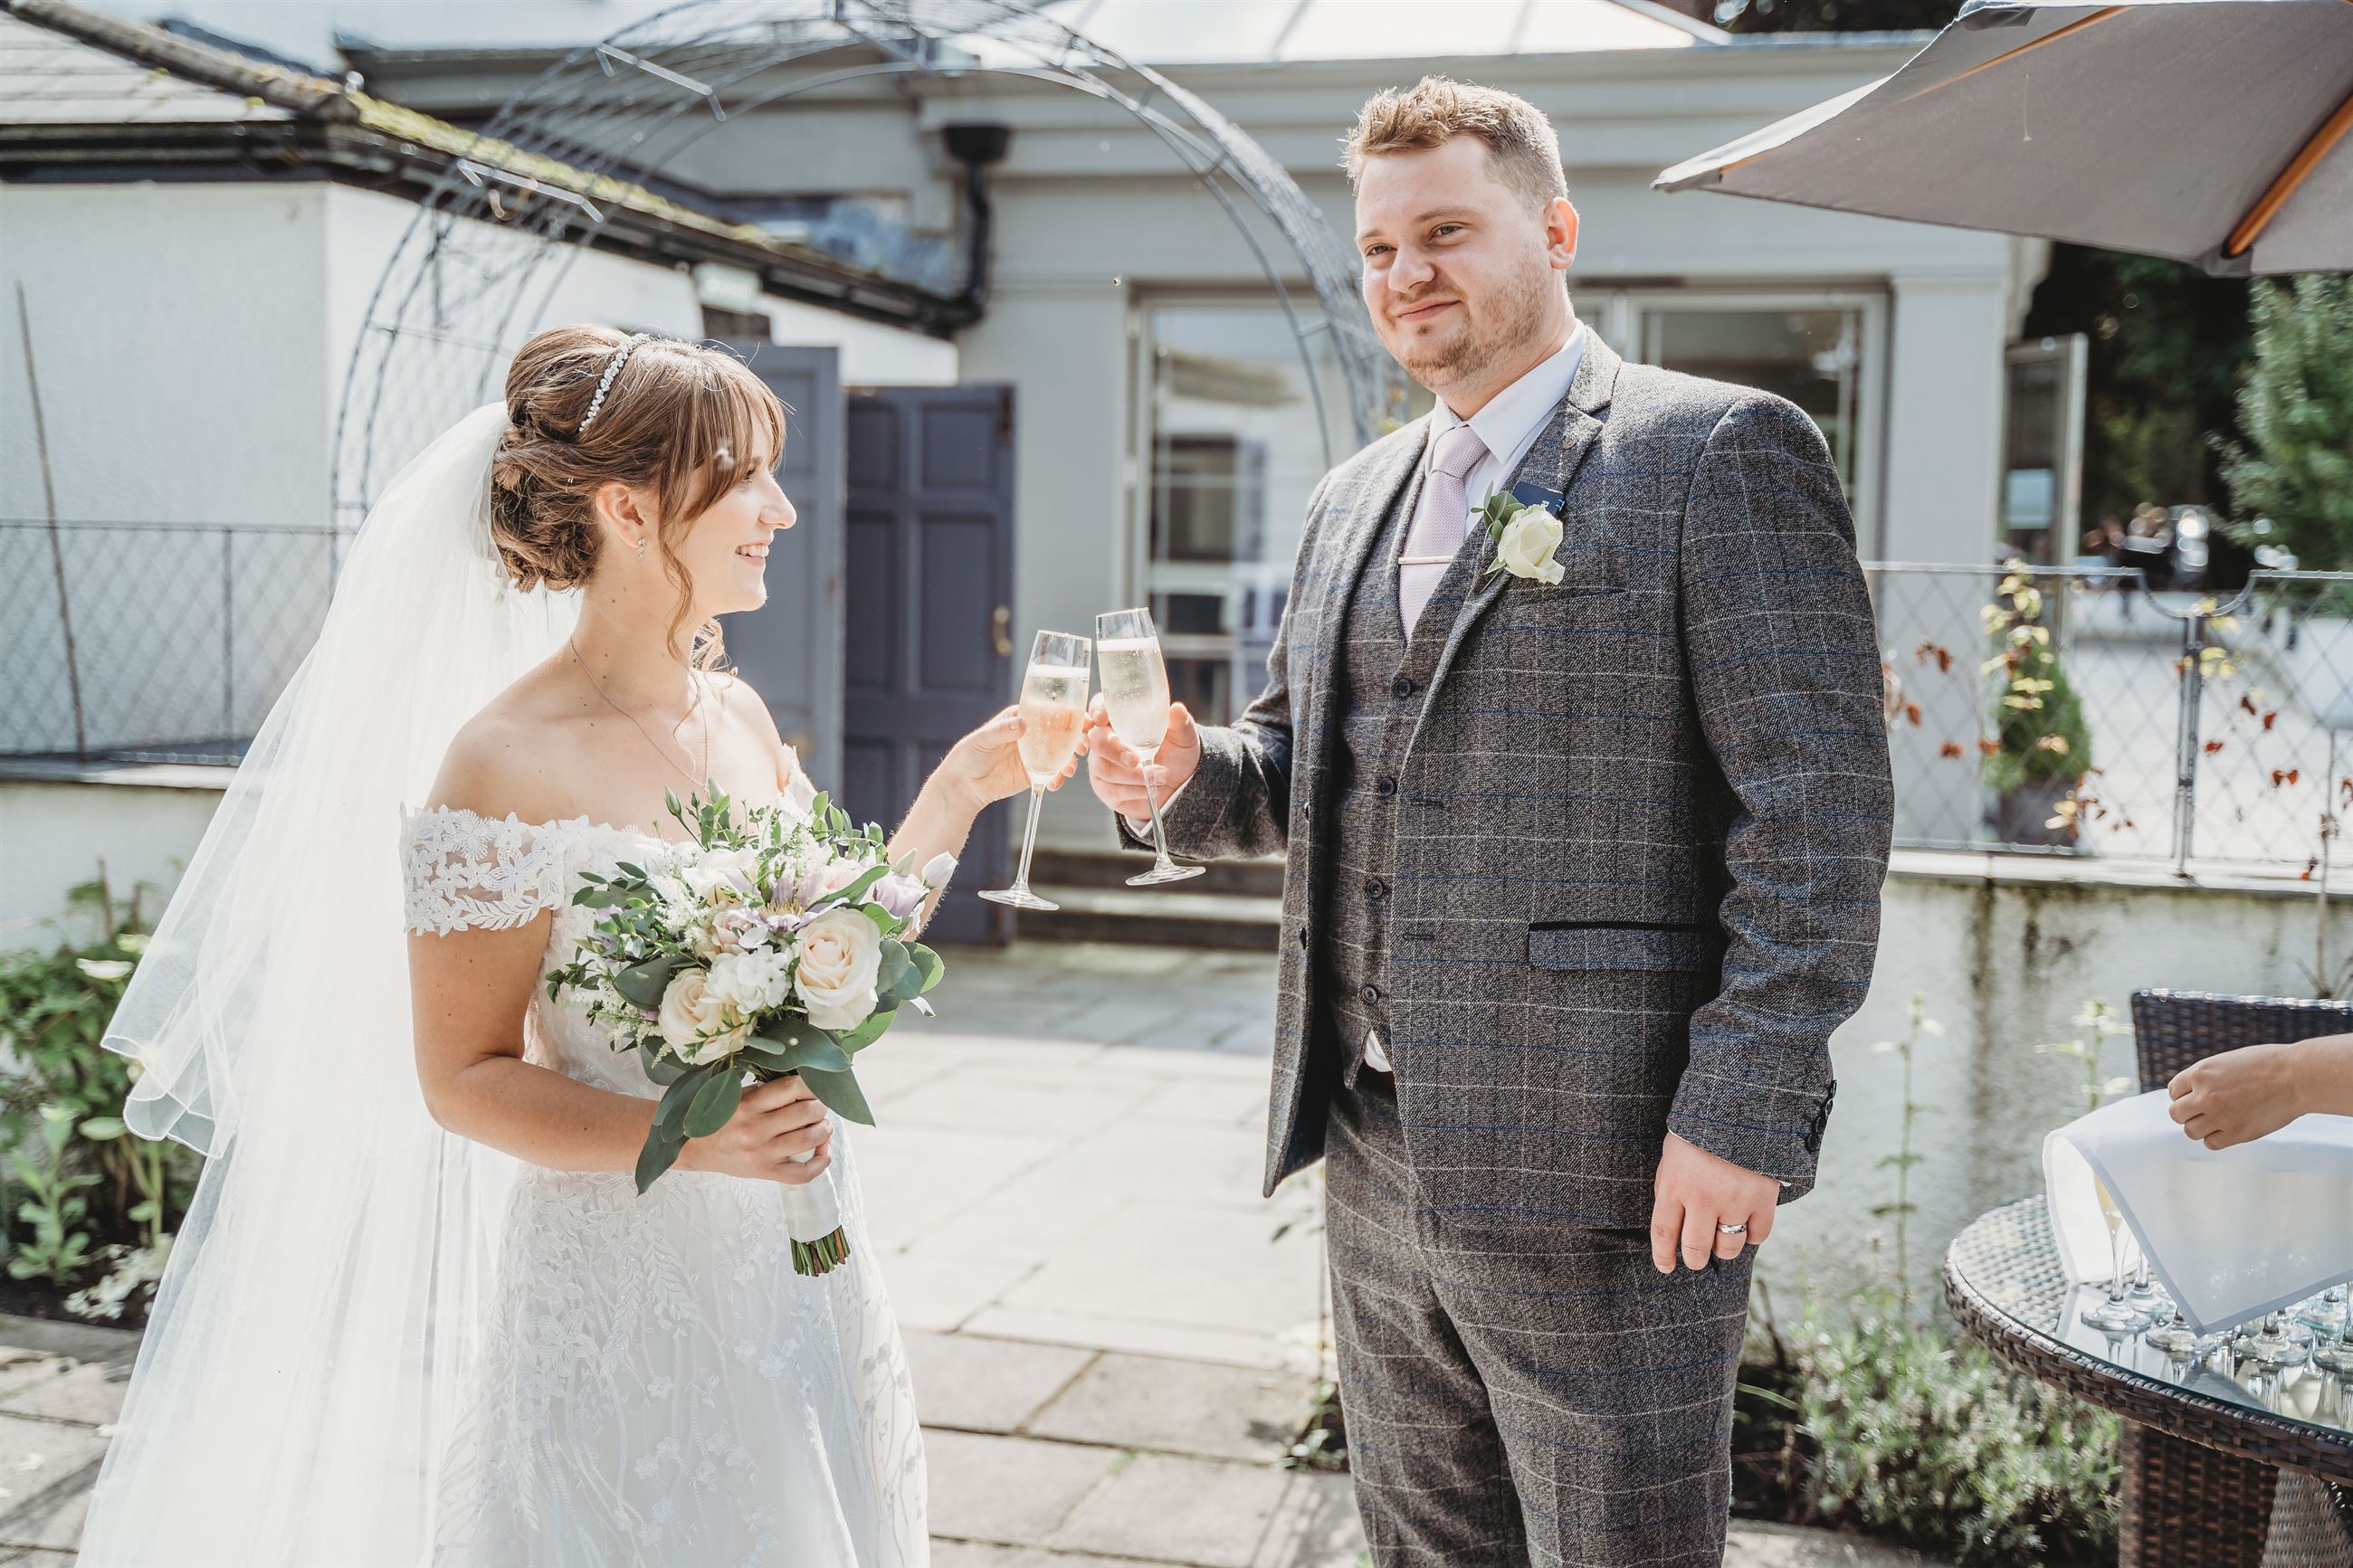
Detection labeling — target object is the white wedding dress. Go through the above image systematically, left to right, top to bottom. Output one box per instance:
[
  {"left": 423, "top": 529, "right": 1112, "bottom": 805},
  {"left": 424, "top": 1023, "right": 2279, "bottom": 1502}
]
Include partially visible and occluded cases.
[{"left": 404, "top": 794, "right": 927, "bottom": 1568}]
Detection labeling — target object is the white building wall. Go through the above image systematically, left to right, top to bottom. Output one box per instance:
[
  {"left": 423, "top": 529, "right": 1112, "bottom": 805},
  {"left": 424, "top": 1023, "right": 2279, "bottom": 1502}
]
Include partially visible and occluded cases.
[{"left": 1, "top": 181, "right": 332, "bottom": 526}]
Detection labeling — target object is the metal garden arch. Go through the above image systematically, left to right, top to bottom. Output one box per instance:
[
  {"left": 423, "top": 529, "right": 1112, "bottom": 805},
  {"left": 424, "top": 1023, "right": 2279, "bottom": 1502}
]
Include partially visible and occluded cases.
[{"left": 331, "top": 0, "right": 1409, "bottom": 521}]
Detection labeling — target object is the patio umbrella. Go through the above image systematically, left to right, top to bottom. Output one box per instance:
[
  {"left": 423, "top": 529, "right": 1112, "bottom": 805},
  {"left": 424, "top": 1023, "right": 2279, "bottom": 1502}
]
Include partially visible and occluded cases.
[{"left": 1653, "top": 0, "right": 2353, "bottom": 275}]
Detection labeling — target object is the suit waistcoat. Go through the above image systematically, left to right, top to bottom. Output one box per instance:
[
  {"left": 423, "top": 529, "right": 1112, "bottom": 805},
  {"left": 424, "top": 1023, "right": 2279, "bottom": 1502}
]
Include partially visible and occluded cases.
[{"left": 1320, "top": 464, "right": 1489, "bottom": 1078}]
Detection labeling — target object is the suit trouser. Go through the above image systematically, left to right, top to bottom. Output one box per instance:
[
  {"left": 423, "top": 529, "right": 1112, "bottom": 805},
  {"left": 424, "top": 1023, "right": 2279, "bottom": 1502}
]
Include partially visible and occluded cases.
[{"left": 1324, "top": 1074, "right": 1752, "bottom": 1568}]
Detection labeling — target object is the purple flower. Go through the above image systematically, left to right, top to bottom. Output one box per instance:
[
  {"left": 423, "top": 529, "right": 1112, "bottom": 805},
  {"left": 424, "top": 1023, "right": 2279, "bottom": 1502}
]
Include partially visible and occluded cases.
[{"left": 870, "top": 873, "right": 929, "bottom": 922}]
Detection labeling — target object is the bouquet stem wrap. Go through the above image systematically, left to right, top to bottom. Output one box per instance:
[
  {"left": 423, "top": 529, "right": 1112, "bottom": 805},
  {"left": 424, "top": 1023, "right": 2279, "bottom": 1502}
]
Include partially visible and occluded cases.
[{"left": 782, "top": 1148, "right": 849, "bottom": 1277}]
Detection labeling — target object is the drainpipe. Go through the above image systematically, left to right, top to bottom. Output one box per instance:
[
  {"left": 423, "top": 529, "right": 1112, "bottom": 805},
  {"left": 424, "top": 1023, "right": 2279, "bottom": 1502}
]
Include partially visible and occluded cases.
[{"left": 941, "top": 122, "right": 1010, "bottom": 315}]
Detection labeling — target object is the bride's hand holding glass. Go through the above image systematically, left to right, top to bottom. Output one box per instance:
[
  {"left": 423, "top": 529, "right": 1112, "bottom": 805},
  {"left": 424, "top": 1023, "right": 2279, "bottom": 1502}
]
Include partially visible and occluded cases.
[{"left": 939, "top": 705, "right": 1088, "bottom": 812}]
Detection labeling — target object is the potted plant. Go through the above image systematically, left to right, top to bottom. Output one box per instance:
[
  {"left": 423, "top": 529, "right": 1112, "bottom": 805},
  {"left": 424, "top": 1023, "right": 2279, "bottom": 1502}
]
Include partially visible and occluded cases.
[{"left": 1983, "top": 568, "right": 2096, "bottom": 847}]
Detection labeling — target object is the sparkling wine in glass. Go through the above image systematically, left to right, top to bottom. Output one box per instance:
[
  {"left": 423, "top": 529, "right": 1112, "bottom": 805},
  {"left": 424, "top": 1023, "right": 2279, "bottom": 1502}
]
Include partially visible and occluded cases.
[
  {"left": 1095, "top": 607, "right": 1204, "bottom": 888},
  {"left": 979, "top": 630, "right": 1091, "bottom": 912}
]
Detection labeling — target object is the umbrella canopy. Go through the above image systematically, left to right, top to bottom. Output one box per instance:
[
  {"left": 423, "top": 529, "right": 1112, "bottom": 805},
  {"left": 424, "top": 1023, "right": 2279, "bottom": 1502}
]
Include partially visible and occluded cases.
[{"left": 1654, "top": 0, "right": 2353, "bottom": 275}]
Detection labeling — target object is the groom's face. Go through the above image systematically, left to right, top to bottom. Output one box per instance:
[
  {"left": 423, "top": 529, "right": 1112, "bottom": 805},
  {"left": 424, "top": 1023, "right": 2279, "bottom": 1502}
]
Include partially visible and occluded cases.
[{"left": 1355, "top": 136, "right": 1575, "bottom": 396}]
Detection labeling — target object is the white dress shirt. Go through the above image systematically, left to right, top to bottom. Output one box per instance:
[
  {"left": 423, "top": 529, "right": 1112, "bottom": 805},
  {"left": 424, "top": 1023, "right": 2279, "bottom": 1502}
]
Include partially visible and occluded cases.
[
  {"left": 1137, "top": 322, "right": 1588, "bottom": 1078},
  {"left": 1418, "top": 323, "right": 1586, "bottom": 518}
]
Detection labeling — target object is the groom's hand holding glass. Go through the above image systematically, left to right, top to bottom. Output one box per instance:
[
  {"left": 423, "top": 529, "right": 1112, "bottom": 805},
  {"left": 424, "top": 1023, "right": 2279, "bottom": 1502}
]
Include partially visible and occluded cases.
[{"left": 1082, "top": 697, "right": 1201, "bottom": 826}]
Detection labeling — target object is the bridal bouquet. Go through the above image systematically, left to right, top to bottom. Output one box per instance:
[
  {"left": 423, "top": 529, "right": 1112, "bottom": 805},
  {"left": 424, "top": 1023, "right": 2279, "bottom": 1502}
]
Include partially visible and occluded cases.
[{"left": 546, "top": 784, "right": 949, "bottom": 1276}]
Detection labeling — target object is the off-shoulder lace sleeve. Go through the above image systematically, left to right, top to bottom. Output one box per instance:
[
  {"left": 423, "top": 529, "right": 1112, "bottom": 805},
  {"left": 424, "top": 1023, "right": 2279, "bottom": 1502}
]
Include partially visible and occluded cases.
[{"left": 402, "top": 808, "right": 577, "bottom": 936}]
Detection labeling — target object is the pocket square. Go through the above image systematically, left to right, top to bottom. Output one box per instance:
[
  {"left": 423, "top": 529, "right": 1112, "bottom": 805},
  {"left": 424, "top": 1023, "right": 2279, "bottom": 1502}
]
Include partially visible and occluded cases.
[{"left": 1509, "top": 480, "right": 1567, "bottom": 518}]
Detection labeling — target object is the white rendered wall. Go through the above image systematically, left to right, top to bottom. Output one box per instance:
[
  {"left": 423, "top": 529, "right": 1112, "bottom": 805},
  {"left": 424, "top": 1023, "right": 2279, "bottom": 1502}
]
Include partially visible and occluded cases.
[
  {"left": 1, "top": 181, "right": 331, "bottom": 527},
  {"left": 0, "top": 774, "right": 227, "bottom": 949}
]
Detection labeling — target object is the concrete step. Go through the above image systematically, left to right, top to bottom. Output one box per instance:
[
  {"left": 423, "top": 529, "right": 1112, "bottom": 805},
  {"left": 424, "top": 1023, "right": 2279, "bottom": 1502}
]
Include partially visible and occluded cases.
[
  {"left": 1031, "top": 848, "right": 1285, "bottom": 900},
  {"left": 1015, "top": 879, "right": 1281, "bottom": 952}
]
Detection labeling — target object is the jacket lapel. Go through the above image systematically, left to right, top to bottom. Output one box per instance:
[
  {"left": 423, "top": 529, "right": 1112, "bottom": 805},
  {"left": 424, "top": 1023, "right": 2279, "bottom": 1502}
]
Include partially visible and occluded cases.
[{"left": 1419, "top": 333, "right": 1623, "bottom": 711}]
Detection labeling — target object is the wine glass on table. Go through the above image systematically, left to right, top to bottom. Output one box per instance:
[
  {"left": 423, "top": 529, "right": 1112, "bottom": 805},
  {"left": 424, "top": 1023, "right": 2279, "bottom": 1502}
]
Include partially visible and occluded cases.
[
  {"left": 1094, "top": 606, "right": 1204, "bottom": 888},
  {"left": 979, "top": 629, "right": 1092, "bottom": 912},
  {"left": 2080, "top": 1178, "right": 2156, "bottom": 1335}
]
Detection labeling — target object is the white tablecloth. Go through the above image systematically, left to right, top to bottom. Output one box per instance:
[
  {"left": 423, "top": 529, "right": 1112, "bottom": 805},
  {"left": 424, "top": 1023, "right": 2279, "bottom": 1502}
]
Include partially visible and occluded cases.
[{"left": 2043, "top": 1089, "right": 2353, "bottom": 1335}]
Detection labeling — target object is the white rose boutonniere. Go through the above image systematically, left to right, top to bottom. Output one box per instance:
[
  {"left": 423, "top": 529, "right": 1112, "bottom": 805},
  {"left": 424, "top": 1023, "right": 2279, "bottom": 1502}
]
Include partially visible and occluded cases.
[{"left": 1472, "top": 491, "right": 1566, "bottom": 585}]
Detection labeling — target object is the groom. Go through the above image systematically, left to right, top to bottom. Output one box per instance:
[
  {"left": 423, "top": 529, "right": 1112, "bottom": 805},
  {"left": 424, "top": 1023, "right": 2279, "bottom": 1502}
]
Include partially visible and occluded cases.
[{"left": 1087, "top": 78, "right": 1892, "bottom": 1566}]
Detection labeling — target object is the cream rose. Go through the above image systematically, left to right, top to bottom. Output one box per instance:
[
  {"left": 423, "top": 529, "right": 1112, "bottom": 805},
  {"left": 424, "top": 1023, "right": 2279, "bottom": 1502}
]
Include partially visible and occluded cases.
[
  {"left": 1495, "top": 507, "right": 1566, "bottom": 584},
  {"left": 681, "top": 845, "right": 762, "bottom": 905},
  {"left": 793, "top": 908, "right": 882, "bottom": 1031},
  {"left": 656, "top": 967, "right": 748, "bottom": 1065}
]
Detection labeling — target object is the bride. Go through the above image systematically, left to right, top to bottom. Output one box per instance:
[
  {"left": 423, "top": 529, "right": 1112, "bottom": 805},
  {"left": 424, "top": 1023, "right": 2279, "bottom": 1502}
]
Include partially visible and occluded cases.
[{"left": 78, "top": 326, "right": 1072, "bottom": 1566}]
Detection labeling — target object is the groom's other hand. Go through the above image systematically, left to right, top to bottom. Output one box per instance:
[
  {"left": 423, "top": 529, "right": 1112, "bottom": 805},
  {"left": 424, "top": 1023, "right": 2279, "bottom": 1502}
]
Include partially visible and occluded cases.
[
  {"left": 1082, "top": 695, "right": 1201, "bottom": 822},
  {"left": 1651, "top": 1133, "right": 1780, "bottom": 1272}
]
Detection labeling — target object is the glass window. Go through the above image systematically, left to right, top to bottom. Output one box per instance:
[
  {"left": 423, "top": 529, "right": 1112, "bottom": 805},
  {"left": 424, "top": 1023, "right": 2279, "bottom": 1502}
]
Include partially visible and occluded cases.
[
  {"left": 1139, "top": 303, "right": 1353, "bottom": 727},
  {"left": 1641, "top": 305, "right": 1868, "bottom": 499}
]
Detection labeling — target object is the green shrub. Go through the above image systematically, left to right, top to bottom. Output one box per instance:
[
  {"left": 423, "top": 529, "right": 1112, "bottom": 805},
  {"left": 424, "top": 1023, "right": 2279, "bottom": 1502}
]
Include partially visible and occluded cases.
[
  {"left": 0, "top": 874, "right": 200, "bottom": 1307},
  {"left": 1740, "top": 994, "right": 2121, "bottom": 1564},
  {"left": 1795, "top": 1288, "right": 2120, "bottom": 1565}
]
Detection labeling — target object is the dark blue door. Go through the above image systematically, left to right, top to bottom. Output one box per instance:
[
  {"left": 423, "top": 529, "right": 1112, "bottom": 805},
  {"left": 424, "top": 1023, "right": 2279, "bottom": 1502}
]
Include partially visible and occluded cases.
[{"left": 843, "top": 385, "right": 1016, "bottom": 946}]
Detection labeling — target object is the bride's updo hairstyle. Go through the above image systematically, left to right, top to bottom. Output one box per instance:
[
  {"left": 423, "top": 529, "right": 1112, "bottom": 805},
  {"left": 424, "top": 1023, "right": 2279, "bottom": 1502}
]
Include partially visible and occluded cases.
[{"left": 491, "top": 324, "right": 786, "bottom": 663}]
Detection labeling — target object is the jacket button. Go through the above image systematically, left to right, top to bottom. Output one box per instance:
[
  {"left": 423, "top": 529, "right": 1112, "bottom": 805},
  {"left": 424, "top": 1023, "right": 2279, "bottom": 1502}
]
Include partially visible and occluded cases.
[
  {"left": 1391, "top": 675, "right": 1415, "bottom": 699},
  {"left": 1376, "top": 775, "right": 1397, "bottom": 797},
  {"left": 1367, "top": 878, "right": 1388, "bottom": 902},
  {"left": 1359, "top": 984, "right": 1381, "bottom": 1004}
]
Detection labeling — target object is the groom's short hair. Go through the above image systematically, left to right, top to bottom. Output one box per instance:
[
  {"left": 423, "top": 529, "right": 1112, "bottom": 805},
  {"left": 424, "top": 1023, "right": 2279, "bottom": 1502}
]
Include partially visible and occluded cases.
[{"left": 1343, "top": 77, "right": 1568, "bottom": 213}]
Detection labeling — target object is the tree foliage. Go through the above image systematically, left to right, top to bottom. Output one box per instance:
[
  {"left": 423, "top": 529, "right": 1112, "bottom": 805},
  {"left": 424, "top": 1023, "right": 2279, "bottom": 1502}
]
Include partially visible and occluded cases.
[{"left": 2222, "top": 275, "right": 2353, "bottom": 570}]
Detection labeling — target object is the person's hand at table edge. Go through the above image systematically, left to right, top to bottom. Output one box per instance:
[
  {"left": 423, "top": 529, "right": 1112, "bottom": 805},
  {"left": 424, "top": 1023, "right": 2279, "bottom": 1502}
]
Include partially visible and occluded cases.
[{"left": 2168, "top": 1030, "right": 2353, "bottom": 1150}]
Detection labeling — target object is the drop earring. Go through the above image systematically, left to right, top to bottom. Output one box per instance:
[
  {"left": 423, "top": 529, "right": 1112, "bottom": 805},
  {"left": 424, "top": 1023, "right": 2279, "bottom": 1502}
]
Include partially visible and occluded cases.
[{"left": 635, "top": 537, "right": 647, "bottom": 562}]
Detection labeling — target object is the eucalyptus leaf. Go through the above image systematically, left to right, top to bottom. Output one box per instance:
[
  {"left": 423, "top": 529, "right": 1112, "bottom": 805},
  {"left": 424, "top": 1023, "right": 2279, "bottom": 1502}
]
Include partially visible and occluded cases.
[
  {"left": 873, "top": 940, "right": 917, "bottom": 1006},
  {"left": 907, "top": 942, "right": 945, "bottom": 994},
  {"left": 613, "top": 954, "right": 686, "bottom": 1011},
  {"left": 834, "top": 1008, "right": 895, "bottom": 1052},
  {"left": 642, "top": 1046, "right": 689, "bottom": 1087},
  {"left": 798, "top": 1065, "right": 875, "bottom": 1126},
  {"left": 653, "top": 1067, "right": 713, "bottom": 1139},
  {"left": 682, "top": 1068, "right": 744, "bottom": 1139},
  {"left": 634, "top": 1126, "right": 687, "bottom": 1194}
]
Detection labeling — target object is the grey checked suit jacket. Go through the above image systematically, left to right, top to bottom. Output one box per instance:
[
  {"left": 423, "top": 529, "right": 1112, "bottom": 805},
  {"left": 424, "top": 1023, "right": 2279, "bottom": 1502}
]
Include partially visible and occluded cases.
[{"left": 1144, "top": 334, "right": 1893, "bottom": 1227}]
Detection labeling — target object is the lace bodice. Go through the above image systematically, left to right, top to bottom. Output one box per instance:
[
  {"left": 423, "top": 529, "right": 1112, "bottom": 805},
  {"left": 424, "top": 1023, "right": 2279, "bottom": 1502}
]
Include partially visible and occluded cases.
[
  {"left": 402, "top": 758, "right": 823, "bottom": 1102},
  {"left": 403, "top": 811, "right": 688, "bottom": 1099}
]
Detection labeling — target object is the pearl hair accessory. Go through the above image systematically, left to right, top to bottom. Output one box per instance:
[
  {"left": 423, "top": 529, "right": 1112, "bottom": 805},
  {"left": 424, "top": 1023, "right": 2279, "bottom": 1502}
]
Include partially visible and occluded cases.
[{"left": 575, "top": 332, "right": 653, "bottom": 438}]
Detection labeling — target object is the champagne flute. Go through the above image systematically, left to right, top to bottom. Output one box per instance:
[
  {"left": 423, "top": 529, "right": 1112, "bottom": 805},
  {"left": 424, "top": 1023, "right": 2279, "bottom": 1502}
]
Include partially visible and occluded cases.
[
  {"left": 1095, "top": 607, "right": 1205, "bottom": 888},
  {"left": 979, "top": 630, "right": 1092, "bottom": 912},
  {"left": 2081, "top": 1178, "right": 2156, "bottom": 1334}
]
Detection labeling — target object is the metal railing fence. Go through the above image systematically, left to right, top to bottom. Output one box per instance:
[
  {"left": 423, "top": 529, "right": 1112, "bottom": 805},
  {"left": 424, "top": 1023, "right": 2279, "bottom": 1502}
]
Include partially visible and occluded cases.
[{"left": 1871, "top": 564, "right": 2353, "bottom": 879}]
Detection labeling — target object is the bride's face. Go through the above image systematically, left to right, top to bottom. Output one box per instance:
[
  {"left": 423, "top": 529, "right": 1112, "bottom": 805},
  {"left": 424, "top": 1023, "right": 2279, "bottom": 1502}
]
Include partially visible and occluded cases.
[{"left": 672, "top": 440, "right": 794, "bottom": 617}]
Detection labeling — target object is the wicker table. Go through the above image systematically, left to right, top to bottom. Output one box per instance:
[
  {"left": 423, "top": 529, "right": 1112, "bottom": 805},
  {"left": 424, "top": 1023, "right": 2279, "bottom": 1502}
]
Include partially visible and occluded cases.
[{"left": 1947, "top": 1196, "right": 2353, "bottom": 1567}]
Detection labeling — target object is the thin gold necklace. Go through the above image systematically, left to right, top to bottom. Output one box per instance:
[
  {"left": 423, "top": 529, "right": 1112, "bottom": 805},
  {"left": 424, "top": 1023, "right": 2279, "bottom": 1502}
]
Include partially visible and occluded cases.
[{"left": 569, "top": 632, "right": 710, "bottom": 791}]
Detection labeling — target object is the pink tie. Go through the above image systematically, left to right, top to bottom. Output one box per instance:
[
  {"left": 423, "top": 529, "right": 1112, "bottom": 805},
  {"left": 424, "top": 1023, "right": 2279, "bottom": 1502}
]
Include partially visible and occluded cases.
[{"left": 1398, "top": 422, "right": 1490, "bottom": 635}]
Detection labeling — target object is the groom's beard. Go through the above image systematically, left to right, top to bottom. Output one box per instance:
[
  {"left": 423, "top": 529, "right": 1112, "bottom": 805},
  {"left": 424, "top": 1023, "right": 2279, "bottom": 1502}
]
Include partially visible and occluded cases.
[{"left": 1393, "top": 258, "right": 1556, "bottom": 392}]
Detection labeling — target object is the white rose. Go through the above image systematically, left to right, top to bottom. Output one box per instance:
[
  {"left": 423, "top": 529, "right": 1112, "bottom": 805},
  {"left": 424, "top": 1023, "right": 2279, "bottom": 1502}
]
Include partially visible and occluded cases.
[
  {"left": 1495, "top": 507, "right": 1566, "bottom": 584},
  {"left": 681, "top": 845, "right": 762, "bottom": 905},
  {"left": 793, "top": 908, "right": 882, "bottom": 1031},
  {"left": 656, "top": 966, "right": 748, "bottom": 1065}
]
